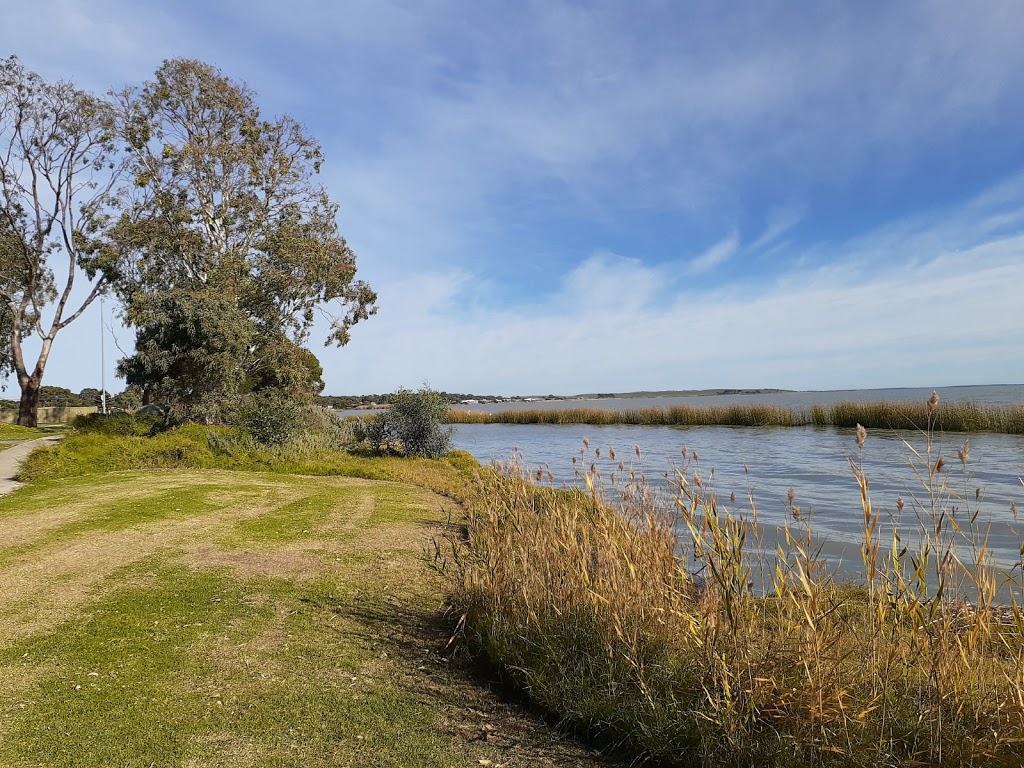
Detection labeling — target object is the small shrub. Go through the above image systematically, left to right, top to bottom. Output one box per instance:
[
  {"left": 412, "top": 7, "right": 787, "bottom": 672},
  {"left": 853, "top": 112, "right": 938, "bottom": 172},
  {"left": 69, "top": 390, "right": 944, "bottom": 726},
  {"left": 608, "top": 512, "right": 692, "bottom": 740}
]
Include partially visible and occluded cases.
[
  {"left": 369, "top": 386, "right": 454, "bottom": 458},
  {"left": 232, "top": 389, "right": 303, "bottom": 445},
  {"left": 294, "top": 404, "right": 354, "bottom": 449}
]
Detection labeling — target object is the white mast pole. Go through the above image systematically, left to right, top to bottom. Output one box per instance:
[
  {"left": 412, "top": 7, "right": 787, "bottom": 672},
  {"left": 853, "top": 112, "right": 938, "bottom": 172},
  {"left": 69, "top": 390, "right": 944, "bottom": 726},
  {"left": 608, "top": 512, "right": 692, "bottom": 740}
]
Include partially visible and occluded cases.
[{"left": 100, "top": 296, "right": 107, "bottom": 415}]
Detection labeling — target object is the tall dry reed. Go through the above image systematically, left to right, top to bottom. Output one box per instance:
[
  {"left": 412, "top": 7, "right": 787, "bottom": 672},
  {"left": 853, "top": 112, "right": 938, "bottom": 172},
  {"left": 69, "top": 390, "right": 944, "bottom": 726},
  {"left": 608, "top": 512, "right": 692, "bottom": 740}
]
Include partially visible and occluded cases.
[
  {"left": 443, "top": 393, "right": 1024, "bottom": 766},
  {"left": 449, "top": 400, "right": 1024, "bottom": 433}
]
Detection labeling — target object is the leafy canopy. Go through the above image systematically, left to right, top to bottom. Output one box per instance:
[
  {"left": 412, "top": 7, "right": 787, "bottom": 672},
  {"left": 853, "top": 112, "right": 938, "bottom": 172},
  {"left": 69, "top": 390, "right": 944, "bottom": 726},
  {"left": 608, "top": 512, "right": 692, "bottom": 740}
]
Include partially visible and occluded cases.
[{"left": 110, "top": 59, "right": 375, "bottom": 408}]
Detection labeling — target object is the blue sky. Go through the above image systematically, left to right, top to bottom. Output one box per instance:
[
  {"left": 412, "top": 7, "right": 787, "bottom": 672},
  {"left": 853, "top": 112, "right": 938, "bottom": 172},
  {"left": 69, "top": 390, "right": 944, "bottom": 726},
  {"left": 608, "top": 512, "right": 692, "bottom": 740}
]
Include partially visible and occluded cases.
[{"left": 3, "top": 1, "right": 1024, "bottom": 395}]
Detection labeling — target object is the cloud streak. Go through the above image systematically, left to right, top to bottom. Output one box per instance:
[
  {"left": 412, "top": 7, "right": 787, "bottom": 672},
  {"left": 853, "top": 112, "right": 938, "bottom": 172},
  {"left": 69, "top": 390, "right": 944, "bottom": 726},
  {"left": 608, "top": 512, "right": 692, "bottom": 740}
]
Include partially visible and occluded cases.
[{"left": 688, "top": 233, "right": 740, "bottom": 275}]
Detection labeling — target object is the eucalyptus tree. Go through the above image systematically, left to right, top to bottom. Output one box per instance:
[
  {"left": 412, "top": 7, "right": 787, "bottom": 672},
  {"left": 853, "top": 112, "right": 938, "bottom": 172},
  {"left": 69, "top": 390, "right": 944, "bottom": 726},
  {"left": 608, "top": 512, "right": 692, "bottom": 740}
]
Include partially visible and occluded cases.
[
  {"left": 0, "top": 56, "right": 121, "bottom": 426},
  {"left": 111, "top": 59, "right": 376, "bottom": 413}
]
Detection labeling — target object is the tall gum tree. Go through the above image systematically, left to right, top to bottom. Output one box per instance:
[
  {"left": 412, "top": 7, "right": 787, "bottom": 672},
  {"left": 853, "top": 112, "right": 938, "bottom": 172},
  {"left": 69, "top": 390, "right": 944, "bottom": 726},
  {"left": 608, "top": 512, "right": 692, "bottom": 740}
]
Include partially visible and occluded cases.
[
  {"left": 0, "top": 56, "right": 121, "bottom": 426},
  {"left": 111, "top": 59, "right": 376, "bottom": 413}
]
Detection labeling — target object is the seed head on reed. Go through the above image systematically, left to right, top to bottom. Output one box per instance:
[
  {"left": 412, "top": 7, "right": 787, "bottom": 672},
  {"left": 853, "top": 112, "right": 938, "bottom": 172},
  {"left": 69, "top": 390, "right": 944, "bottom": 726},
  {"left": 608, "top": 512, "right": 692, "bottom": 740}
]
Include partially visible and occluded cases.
[
  {"left": 928, "top": 390, "right": 940, "bottom": 414},
  {"left": 856, "top": 423, "right": 867, "bottom": 449},
  {"left": 582, "top": 437, "right": 589, "bottom": 448},
  {"left": 958, "top": 439, "right": 970, "bottom": 466},
  {"left": 609, "top": 447, "right": 616, "bottom": 460},
  {"left": 595, "top": 448, "right": 601, "bottom": 458},
  {"left": 934, "top": 456, "right": 945, "bottom": 473},
  {"left": 787, "top": 487, "right": 795, "bottom": 505},
  {"left": 896, "top": 496, "right": 904, "bottom": 512}
]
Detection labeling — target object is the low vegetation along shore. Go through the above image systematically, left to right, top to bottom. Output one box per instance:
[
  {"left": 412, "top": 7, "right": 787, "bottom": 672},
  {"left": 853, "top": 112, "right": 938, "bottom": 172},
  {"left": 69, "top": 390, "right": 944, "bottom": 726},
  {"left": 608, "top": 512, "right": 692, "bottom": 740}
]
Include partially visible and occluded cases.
[
  {"left": 4, "top": 393, "right": 1024, "bottom": 766},
  {"left": 445, "top": 396, "right": 1024, "bottom": 766},
  {"left": 448, "top": 399, "right": 1024, "bottom": 433}
]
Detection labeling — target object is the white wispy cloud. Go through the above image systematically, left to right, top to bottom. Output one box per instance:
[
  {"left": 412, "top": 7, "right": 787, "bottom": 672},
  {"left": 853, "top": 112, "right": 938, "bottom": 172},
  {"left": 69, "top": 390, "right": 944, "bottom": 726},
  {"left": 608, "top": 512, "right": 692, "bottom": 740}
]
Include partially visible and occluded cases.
[
  {"left": 749, "top": 207, "right": 806, "bottom": 252},
  {"left": 688, "top": 233, "right": 740, "bottom": 275}
]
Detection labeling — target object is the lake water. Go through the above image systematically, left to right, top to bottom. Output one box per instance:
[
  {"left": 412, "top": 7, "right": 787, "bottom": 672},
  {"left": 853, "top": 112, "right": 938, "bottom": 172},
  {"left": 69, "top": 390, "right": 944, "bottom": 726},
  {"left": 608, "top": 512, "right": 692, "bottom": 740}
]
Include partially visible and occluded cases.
[{"left": 448, "top": 385, "right": 1024, "bottom": 584}]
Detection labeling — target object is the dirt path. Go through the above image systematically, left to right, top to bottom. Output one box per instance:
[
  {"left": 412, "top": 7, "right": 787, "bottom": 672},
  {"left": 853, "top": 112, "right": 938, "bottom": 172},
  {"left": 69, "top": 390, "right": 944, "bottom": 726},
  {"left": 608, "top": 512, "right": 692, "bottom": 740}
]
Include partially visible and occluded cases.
[{"left": 0, "top": 436, "right": 61, "bottom": 494}]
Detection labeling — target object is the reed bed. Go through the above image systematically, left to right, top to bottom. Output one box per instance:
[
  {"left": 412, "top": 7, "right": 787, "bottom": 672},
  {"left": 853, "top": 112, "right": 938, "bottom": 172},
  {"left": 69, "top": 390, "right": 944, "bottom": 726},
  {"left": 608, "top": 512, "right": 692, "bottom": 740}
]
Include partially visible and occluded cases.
[
  {"left": 443, "top": 394, "right": 1024, "bottom": 766},
  {"left": 448, "top": 400, "right": 1024, "bottom": 433},
  {"left": 813, "top": 400, "right": 1024, "bottom": 433},
  {"left": 449, "top": 404, "right": 797, "bottom": 427}
]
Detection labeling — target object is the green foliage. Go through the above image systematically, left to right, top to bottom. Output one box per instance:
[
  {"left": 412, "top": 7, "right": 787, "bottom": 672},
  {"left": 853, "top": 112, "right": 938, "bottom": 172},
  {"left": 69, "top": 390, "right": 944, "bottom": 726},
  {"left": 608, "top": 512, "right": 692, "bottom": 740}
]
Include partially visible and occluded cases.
[
  {"left": 110, "top": 58, "right": 376, "bottom": 415},
  {"left": 117, "top": 289, "right": 255, "bottom": 409},
  {"left": 246, "top": 334, "right": 326, "bottom": 400},
  {"left": 108, "top": 385, "right": 143, "bottom": 411},
  {"left": 363, "top": 387, "right": 454, "bottom": 458},
  {"left": 231, "top": 389, "right": 304, "bottom": 445},
  {"left": 71, "top": 411, "right": 164, "bottom": 437}
]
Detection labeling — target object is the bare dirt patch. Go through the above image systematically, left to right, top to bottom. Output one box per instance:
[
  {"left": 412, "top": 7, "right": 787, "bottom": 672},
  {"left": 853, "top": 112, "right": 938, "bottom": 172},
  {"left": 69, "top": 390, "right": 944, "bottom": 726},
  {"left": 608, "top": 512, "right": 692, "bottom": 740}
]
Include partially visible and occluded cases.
[{"left": 184, "top": 544, "right": 326, "bottom": 581}]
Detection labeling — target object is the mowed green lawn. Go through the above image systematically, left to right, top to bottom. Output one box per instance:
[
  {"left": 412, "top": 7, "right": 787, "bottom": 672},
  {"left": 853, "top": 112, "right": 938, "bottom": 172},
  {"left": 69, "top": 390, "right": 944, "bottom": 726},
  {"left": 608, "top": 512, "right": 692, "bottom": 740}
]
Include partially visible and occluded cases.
[{"left": 0, "top": 470, "right": 609, "bottom": 768}]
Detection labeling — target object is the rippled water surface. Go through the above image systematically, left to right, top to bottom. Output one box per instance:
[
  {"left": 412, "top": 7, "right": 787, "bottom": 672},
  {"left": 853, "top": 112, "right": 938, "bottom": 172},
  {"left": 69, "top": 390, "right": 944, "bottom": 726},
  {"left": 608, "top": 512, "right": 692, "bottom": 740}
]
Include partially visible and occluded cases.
[{"left": 451, "top": 421, "right": 1024, "bottom": 579}]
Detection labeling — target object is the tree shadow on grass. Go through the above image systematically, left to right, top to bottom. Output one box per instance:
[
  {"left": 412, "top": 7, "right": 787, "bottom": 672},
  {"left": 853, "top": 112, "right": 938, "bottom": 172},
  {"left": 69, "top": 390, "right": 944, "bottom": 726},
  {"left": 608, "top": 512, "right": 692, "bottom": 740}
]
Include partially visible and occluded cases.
[{"left": 322, "top": 574, "right": 635, "bottom": 768}]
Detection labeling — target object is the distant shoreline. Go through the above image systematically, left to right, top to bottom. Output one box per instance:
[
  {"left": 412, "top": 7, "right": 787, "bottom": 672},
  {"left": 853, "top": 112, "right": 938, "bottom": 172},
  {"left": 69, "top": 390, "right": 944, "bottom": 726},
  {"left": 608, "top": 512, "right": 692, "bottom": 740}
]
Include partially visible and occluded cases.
[{"left": 321, "top": 384, "right": 1020, "bottom": 407}]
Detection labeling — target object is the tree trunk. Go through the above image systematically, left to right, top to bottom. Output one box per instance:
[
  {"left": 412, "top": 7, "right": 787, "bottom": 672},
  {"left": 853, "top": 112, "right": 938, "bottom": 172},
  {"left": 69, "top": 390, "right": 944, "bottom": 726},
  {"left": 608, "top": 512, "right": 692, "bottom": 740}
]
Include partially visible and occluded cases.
[{"left": 17, "top": 374, "right": 41, "bottom": 428}]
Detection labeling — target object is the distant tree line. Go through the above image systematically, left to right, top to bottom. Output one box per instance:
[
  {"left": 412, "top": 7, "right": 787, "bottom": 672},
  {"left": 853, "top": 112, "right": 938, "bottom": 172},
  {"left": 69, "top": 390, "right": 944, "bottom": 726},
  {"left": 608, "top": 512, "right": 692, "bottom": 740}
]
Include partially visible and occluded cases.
[
  {"left": 0, "top": 385, "right": 141, "bottom": 410},
  {"left": 317, "top": 391, "right": 552, "bottom": 409}
]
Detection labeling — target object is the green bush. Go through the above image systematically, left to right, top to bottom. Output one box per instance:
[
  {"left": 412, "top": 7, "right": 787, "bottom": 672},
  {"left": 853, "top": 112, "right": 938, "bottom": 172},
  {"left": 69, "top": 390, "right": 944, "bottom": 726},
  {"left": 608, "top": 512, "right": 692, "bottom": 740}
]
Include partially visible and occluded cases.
[
  {"left": 367, "top": 386, "right": 454, "bottom": 458},
  {"left": 232, "top": 389, "right": 304, "bottom": 445},
  {"left": 71, "top": 411, "right": 165, "bottom": 437}
]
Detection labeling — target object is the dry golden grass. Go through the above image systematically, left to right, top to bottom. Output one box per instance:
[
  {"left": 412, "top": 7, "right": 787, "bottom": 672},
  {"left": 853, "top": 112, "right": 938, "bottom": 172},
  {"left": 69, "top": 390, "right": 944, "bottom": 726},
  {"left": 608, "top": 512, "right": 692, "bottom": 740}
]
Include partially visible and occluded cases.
[
  {"left": 444, "top": 393, "right": 1024, "bottom": 767},
  {"left": 448, "top": 400, "right": 1024, "bottom": 433}
]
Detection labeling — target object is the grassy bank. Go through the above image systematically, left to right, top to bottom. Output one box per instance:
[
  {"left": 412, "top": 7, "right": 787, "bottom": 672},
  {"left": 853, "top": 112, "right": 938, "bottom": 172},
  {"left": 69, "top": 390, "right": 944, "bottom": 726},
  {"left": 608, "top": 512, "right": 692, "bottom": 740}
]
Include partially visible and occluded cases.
[
  {"left": 448, "top": 399, "right": 1024, "bottom": 433},
  {"left": 444, "top": 403, "right": 1024, "bottom": 766},
  {"left": 0, "top": 424, "right": 46, "bottom": 441},
  {"left": 17, "top": 425, "right": 481, "bottom": 508},
  {"left": 0, "top": 465, "right": 617, "bottom": 766}
]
